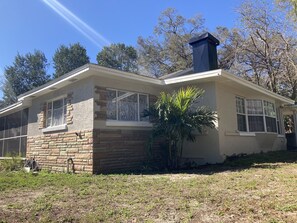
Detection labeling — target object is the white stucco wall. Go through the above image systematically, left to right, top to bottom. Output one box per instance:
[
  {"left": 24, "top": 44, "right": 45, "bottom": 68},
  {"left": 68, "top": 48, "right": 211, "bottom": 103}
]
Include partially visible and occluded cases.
[
  {"left": 27, "top": 77, "right": 94, "bottom": 136},
  {"left": 215, "top": 81, "right": 287, "bottom": 159},
  {"left": 170, "top": 82, "right": 222, "bottom": 164}
]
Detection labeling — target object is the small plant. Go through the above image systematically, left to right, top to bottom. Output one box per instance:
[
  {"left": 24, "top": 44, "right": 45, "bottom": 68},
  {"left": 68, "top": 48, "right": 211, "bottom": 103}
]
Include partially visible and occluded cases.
[{"left": 0, "top": 154, "right": 23, "bottom": 172}]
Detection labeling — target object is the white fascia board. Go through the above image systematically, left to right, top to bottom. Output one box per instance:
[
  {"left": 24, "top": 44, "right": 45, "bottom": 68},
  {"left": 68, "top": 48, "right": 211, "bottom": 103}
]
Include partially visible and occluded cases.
[
  {"left": 18, "top": 64, "right": 162, "bottom": 102},
  {"left": 89, "top": 64, "right": 162, "bottom": 85},
  {"left": 18, "top": 67, "right": 90, "bottom": 101},
  {"left": 163, "top": 69, "right": 222, "bottom": 85},
  {"left": 221, "top": 70, "right": 294, "bottom": 104},
  {"left": 0, "top": 101, "right": 23, "bottom": 116}
]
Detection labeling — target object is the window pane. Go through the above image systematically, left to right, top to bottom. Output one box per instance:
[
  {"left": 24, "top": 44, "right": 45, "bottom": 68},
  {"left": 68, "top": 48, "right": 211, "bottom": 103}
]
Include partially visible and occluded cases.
[
  {"left": 107, "top": 90, "right": 117, "bottom": 120},
  {"left": 118, "top": 91, "right": 138, "bottom": 121},
  {"left": 139, "top": 94, "right": 149, "bottom": 121},
  {"left": 236, "top": 97, "right": 245, "bottom": 114},
  {"left": 47, "top": 98, "right": 66, "bottom": 127},
  {"left": 53, "top": 99, "right": 63, "bottom": 109},
  {"left": 247, "top": 100, "right": 263, "bottom": 115},
  {"left": 264, "top": 101, "right": 276, "bottom": 117},
  {"left": 53, "top": 107, "right": 64, "bottom": 126},
  {"left": 21, "top": 109, "right": 28, "bottom": 135},
  {"left": 46, "top": 110, "right": 52, "bottom": 127},
  {"left": 5, "top": 111, "right": 21, "bottom": 138},
  {"left": 237, "top": 114, "right": 247, "bottom": 131},
  {"left": 248, "top": 116, "right": 264, "bottom": 132},
  {"left": 0, "top": 117, "right": 5, "bottom": 139},
  {"left": 266, "top": 117, "right": 277, "bottom": 133},
  {"left": 20, "top": 137, "right": 27, "bottom": 157},
  {"left": 4, "top": 138, "right": 20, "bottom": 157},
  {"left": 0, "top": 140, "right": 3, "bottom": 157}
]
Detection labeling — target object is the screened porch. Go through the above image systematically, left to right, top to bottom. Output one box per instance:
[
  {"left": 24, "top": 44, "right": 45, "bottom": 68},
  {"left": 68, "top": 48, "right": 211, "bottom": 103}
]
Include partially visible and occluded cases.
[{"left": 0, "top": 109, "right": 28, "bottom": 157}]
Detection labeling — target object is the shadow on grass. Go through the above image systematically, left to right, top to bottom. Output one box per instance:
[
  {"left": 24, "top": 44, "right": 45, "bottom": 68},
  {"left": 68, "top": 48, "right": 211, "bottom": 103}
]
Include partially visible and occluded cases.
[
  {"left": 110, "top": 150, "right": 297, "bottom": 176},
  {"left": 175, "top": 150, "right": 297, "bottom": 175}
]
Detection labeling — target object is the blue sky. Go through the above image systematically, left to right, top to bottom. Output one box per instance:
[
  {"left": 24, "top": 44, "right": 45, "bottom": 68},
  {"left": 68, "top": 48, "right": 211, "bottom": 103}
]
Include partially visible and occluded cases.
[{"left": 0, "top": 0, "right": 241, "bottom": 99}]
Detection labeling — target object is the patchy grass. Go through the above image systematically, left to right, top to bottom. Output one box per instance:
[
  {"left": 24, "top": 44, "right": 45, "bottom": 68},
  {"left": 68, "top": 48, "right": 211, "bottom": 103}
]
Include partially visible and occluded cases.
[{"left": 0, "top": 150, "right": 297, "bottom": 222}]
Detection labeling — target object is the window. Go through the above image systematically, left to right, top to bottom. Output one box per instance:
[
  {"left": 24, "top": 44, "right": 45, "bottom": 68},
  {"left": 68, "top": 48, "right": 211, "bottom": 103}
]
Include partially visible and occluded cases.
[
  {"left": 107, "top": 89, "right": 149, "bottom": 122},
  {"left": 46, "top": 97, "right": 67, "bottom": 127},
  {"left": 236, "top": 97, "right": 278, "bottom": 133},
  {"left": 247, "top": 100, "right": 264, "bottom": 132},
  {"left": 264, "top": 101, "right": 277, "bottom": 132},
  {"left": 0, "top": 109, "right": 28, "bottom": 157}
]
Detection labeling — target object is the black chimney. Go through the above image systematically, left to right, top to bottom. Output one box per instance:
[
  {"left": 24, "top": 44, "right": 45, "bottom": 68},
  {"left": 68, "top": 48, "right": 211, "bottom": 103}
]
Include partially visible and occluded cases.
[{"left": 189, "top": 32, "right": 220, "bottom": 73}]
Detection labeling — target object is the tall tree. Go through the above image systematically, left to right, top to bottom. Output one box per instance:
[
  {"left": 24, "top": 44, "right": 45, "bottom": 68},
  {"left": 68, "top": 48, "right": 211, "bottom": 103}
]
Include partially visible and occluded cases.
[
  {"left": 218, "top": 0, "right": 297, "bottom": 99},
  {"left": 276, "top": 0, "right": 297, "bottom": 20},
  {"left": 137, "top": 8, "right": 205, "bottom": 77},
  {"left": 53, "top": 43, "right": 90, "bottom": 78},
  {"left": 96, "top": 43, "right": 138, "bottom": 73},
  {"left": 2, "top": 50, "right": 50, "bottom": 105}
]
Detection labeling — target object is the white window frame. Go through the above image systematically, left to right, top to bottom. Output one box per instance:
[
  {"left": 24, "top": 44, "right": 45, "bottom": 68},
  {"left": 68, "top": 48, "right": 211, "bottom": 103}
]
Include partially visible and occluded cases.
[
  {"left": 106, "top": 88, "right": 150, "bottom": 125},
  {"left": 45, "top": 95, "right": 67, "bottom": 130},
  {"left": 236, "top": 96, "right": 278, "bottom": 134}
]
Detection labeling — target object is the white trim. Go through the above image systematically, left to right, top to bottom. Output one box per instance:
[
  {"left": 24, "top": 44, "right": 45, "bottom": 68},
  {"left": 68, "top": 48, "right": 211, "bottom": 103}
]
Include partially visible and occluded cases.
[
  {"left": 90, "top": 64, "right": 162, "bottom": 85},
  {"left": 18, "top": 67, "right": 90, "bottom": 101},
  {"left": 164, "top": 69, "right": 221, "bottom": 85},
  {"left": 221, "top": 70, "right": 294, "bottom": 104},
  {"left": 0, "top": 101, "right": 23, "bottom": 115},
  {"left": 106, "top": 120, "right": 152, "bottom": 127},
  {"left": 42, "top": 124, "right": 67, "bottom": 133},
  {"left": 225, "top": 131, "right": 256, "bottom": 137},
  {"left": 239, "top": 132, "right": 256, "bottom": 137},
  {"left": 0, "top": 135, "right": 27, "bottom": 141},
  {"left": 0, "top": 157, "right": 26, "bottom": 160}
]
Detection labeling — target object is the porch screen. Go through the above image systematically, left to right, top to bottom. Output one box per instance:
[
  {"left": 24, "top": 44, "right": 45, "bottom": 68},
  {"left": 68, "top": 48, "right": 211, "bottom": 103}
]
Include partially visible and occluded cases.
[{"left": 0, "top": 109, "right": 28, "bottom": 157}]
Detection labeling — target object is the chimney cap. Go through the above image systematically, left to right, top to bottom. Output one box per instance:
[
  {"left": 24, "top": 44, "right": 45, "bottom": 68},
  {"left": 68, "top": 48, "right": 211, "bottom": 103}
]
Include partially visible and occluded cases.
[{"left": 189, "top": 32, "right": 220, "bottom": 46}]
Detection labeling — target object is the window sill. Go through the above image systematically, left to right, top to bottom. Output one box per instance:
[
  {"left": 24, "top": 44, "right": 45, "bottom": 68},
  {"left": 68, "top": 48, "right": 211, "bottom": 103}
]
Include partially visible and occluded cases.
[
  {"left": 106, "top": 120, "right": 152, "bottom": 127},
  {"left": 42, "top": 124, "right": 67, "bottom": 133},
  {"left": 225, "top": 131, "right": 282, "bottom": 137},
  {"left": 225, "top": 131, "right": 256, "bottom": 137},
  {"left": 0, "top": 157, "right": 26, "bottom": 160}
]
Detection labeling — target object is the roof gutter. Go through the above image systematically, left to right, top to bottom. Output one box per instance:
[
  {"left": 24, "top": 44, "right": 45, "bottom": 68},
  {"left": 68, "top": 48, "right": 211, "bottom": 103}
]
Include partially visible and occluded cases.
[
  {"left": 18, "top": 66, "right": 90, "bottom": 101},
  {"left": 221, "top": 70, "right": 294, "bottom": 104},
  {"left": 0, "top": 101, "right": 23, "bottom": 116}
]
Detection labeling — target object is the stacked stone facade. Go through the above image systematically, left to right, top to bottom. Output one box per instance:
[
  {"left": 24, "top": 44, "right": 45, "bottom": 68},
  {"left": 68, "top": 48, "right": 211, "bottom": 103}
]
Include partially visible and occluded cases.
[
  {"left": 94, "top": 86, "right": 107, "bottom": 121},
  {"left": 93, "top": 129, "right": 164, "bottom": 173},
  {"left": 26, "top": 130, "right": 93, "bottom": 173}
]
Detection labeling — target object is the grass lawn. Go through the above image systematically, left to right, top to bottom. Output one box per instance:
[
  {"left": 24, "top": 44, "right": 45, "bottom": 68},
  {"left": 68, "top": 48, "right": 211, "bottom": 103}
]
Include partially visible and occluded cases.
[{"left": 1, "top": 150, "right": 297, "bottom": 223}]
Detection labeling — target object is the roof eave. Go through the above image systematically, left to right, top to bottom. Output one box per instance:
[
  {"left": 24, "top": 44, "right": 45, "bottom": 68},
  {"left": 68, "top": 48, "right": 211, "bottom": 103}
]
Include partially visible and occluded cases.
[{"left": 221, "top": 70, "right": 294, "bottom": 104}]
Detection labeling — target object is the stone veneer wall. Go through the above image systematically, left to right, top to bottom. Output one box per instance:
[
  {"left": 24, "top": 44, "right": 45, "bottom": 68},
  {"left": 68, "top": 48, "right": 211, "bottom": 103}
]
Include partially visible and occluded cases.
[
  {"left": 92, "top": 86, "right": 163, "bottom": 173},
  {"left": 93, "top": 129, "right": 164, "bottom": 173},
  {"left": 26, "top": 130, "right": 93, "bottom": 173}
]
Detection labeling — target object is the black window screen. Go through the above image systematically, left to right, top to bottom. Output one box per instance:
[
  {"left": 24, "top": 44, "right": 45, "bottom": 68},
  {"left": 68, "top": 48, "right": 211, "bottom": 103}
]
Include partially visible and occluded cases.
[{"left": 0, "top": 108, "right": 28, "bottom": 157}]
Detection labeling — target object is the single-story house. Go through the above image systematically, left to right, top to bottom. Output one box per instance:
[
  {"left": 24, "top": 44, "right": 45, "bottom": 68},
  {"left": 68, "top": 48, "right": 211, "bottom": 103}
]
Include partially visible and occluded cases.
[{"left": 0, "top": 32, "right": 296, "bottom": 173}]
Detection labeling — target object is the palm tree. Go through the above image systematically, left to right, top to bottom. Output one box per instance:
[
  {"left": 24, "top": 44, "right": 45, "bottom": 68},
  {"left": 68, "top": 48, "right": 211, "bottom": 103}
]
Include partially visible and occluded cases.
[{"left": 146, "top": 86, "right": 216, "bottom": 169}]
